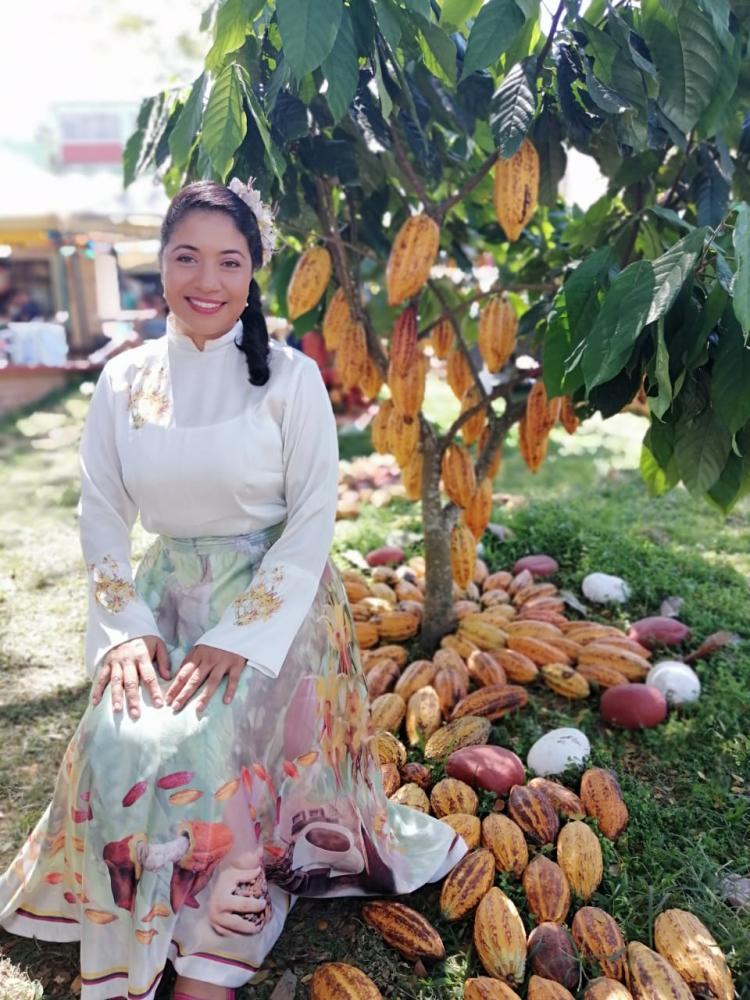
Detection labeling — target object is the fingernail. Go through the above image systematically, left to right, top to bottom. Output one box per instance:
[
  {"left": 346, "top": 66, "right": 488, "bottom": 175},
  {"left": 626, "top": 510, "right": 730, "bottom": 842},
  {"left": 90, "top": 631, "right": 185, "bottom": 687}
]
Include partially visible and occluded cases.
[
  {"left": 223, "top": 696, "right": 231, "bottom": 704},
  {"left": 154, "top": 698, "right": 163, "bottom": 707}
]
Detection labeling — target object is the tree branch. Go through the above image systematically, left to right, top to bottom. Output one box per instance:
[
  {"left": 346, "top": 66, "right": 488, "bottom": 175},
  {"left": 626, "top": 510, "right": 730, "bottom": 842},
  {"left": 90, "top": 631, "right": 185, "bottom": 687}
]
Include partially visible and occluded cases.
[
  {"left": 536, "top": 0, "right": 566, "bottom": 75},
  {"left": 390, "top": 125, "right": 431, "bottom": 208},
  {"left": 427, "top": 277, "right": 489, "bottom": 403},
  {"left": 417, "top": 280, "right": 558, "bottom": 341},
  {"left": 439, "top": 374, "right": 527, "bottom": 453}
]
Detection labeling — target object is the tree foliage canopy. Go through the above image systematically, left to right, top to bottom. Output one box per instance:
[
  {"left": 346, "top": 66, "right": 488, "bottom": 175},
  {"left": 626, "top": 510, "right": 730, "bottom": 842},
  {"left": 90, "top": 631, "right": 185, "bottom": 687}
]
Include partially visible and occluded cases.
[{"left": 127, "top": 0, "right": 750, "bottom": 513}]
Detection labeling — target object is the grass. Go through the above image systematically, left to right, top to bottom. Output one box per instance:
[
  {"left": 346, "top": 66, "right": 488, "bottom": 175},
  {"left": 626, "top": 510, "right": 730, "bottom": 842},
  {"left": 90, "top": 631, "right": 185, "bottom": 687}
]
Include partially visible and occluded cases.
[{"left": 0, "top": 379, "right": 749, "bottom": 997}]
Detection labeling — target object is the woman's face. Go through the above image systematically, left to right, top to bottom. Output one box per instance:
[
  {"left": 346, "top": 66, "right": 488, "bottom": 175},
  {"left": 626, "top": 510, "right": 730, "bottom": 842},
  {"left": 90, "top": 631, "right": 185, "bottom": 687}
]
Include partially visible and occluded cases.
[{"left": 161, "top": 209, "right": 253, "bottom": 346}]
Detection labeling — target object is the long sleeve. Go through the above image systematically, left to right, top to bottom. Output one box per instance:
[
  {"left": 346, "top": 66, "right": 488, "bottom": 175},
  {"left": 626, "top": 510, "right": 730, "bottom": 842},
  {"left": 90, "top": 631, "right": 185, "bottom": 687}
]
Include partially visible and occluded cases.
[
  {"left": 197, "top": 357, "right": 339, "bottom": 678},
  {"left": 79, "top": 369, "right": 161, "bottom": 678}
]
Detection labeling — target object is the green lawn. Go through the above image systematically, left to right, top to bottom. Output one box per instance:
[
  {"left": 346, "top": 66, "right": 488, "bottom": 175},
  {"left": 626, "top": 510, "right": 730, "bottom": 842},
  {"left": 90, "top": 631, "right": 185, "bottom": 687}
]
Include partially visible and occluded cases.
[{"left": 0, "top": 379, "right": 748, "bottom": 998}]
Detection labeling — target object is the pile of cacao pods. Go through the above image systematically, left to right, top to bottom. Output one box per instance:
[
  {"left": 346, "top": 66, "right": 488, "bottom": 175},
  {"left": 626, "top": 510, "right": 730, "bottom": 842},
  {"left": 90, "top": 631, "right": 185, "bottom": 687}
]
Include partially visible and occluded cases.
[{"left": 336, "top": 454, "right": 404, "bottom": 520}]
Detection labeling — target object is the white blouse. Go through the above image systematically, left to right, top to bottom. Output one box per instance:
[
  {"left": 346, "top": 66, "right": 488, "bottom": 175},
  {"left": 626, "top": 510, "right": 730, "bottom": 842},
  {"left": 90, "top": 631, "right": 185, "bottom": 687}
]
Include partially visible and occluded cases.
[{"left": 79, "top": 316, "right": 339, "bottom": 680}]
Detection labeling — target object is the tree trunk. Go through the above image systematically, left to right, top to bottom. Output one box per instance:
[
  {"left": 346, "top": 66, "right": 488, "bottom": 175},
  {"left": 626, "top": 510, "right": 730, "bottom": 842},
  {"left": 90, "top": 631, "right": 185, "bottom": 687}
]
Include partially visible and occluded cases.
[{"left": 418, "top": 432, "right": 458, "bottom": 654}]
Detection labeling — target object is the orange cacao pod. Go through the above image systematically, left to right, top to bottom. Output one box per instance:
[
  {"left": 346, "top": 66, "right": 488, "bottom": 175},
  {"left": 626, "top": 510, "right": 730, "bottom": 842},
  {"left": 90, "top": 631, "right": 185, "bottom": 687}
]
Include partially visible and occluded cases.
[
  {"left": 493, "top": 138, "right": 539, "bottom": 242},
  {"left": 386, "top": 213, "right": 440, "bottom": 306},
  {"left": 287, "top": 246, "right": 332, "bottom": 319},
  {"left": 322, "top": 287, "right": 353, "bottom": 350},
  {"left": 478, "top": 297, "right": 518, "bottom": 373},
  {"left": 389, "top": 305, "right": 418, "bottom": 374},
  {"left": 431, "top": 316, "right": 453, "bottom": 359},
  {"left": 336, "top": 322, "right": 369, "bottom": 390},
  {"left": 447, "top": 344, "right": 474, "bottom": 400},
  {"left": 389, "top": 350, "right": 427, "bottom": 419},
  {"left": 361, "top": 355, "right": 384, "bottom": 400},
  {"left": 460, "top": 384, "right": 487, "bottom": 446},
  {"left": 559, "top": 395, "right": 580, "bottom": 434},
  {"left": 371, "top": 400, "right": 394, "bottom": 454},
  {"left": 387, "top": 410, "right": 421, "bottom": 466},
  {"left": 442, "top": 443, "right": 477, "bottom": 508},
  {"left": 402, "top": 449, "right": 423, "bottom": 500},
  {"left": 463, "top": 477, "right": 494, "bottom": 540},
  {"left": 451, "top": 521, "right": 477, "bottom": 590},
  {"left": 507, "top": 635, "right": 571, "bottom": 667},
  {"left": 490, "top": 648, "right": 539, "bottom": 684},
  {"left": 468, "top": 650, "right": 507, "bottom": 687},
  {"left": 395, "top": 660, "right": 437, "bottom": 701},
  {"left": 541, "top": 664, "right": 591, "bottom": 700},
  {"left": 433, "top": 666, "right": 469, "bottom": 716},
  {"left": 451, "top": 684, "right": 528, "bottom": 723},
  {"left": 405, "top": 685, "right": 442, "bottom": 746},
  {"left": 369, "top": 692, "right": 406, "bottom": 733},
  {"left": 423, "top": 714, "right": 491, "bottom": 760},
  {"left": 369, "top": 729, "right": 407, "bottom": 766},
  {"left": 380, "top": 761, "right": 401, "bottom": 797},
  {"left": 580, "top": 768, "right": 629, "bottom": 841},
  {"left": 430, "top": 777, "right": 478, "bottom": 817},
  {"left": 527, "top": 778, "right": 585, "bottom": 820},
  {"left": 389, "top": 782, "right": 430, "bottom": 813},
  {"left": 508, "top": 785, "right": 560, "bottom": 845},
  {"left": 441, "top": 812, "right": 481, "bottom": 849},
  {"left": 481, "top": 813, "right": 528, "bottom": 877},
  {"left": 556, "top": 820, "right": 603, "bottom": 900},
  {"left": 440, "top": 847, "right": 496, "bottom": 920},
  {"left": 522, "top": 856, "right": 571, "bottom": 925},
  {"left": 473, "top": 886, "right": 527, "bottom": 985},
  {"left": 362, "top": 900, "right": 445, "bottom": 962},
  {"left": 571, "top": 906, "right": 628, "bottom": 981},
  {"left": 310, "top": 962, "right": 383, "bottom": 999},
  {"left": 527, "top": 977, "right": 575, "bottom": 1000},
  {"left": 464, "top": 978, "right": 522, "bottom": 999},
  {"left": 582, "top": 980, "right": 633, "bottom": 1000}
]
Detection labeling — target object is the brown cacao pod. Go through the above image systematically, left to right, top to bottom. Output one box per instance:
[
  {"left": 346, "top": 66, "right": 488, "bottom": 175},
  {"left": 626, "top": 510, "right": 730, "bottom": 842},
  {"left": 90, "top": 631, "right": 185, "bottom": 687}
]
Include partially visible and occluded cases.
[
  {"left": 494, "top": 138, "right": 539, "bottom": 242},
  {"left": 386, "top": 213, "right": 440, "bottom": 306},
  {"left": 287, "top": 246, "right": 332, "bottom": 319},
  {"left": 322, "top": 287, "right": 354, "bottom": 350},
  {"left": 478, "top": 297, "right": 518, "bottom": 373},
  {"left": 389, "top": 304, "right": 418, "bottom": 375},
  {"left": 431, "top": 316, "right": 454, "bottom": 359},
  {"left": 447, "top": 344, "right": 474, "bottom": 400},
  {"left": 560, "top": 395, "right": 581, "bottom": 435},
  {"left": 371, "top": 400, "right": 394, "bottom": 454},
  {"left": 442, "top": 443, "right": 478, "bottom": 508},
  {"left": 463, "top": 477, "right": 494, "bottom": 541},
  {"left": 451, "top": 521, "right": 478, "bottom": 590},
  {"left": 490, "top": 648, "right": 539, "bottom": 684},
  {"left": 365, "top": 659, "right": 400, "bottom": 698},
  {"left": 395, "top": 660, "right": 437, "bottom": 701},
  {"left": 541, "top": 663, "right": 591, "bottom": 700},
  {"left": 433, "top": 665, "right": 470, "bottom": 716},
  {"left": 452, "top": 684, "right": 528, "bottom": 722},
  {"left": 405, "top": 686, "right": 442, "bottom": 746},
  {"left": 369, "top": 692, "right": 406, "bottom": 733},
  {"left": 424, "top": 714, "right": 491, "bottom": 760},
  {"left": 369, "top": 729, "right": 407, "bottom": 767},
  {"left": 380, "top": 761, "right": 401, "bottom": 797},
  {"left": 399, "top": 761, "right": 432, "bottom": 791},
  {"left": 580, "top": 768, "right": 629, "bottom": 841},
  {"left": 430, "top": 777, "right": 479, "bottom": 818},
  {"left": 527, "top": 778, "right": 585, "bottom": 820},
  {"left": 389, "top": 782, "right": 430, "bottom": 813},
  {"left": 508, "top": 785, "right": 560, "bottom": 845},
  {"left": 441, "top": 812, "right": 481, "bottom": 848},
  {"left": 481, "top": 813, "right": 528, "bottom": 877},
  {"left": 556, "top": 820, "right": 603, "bottom": 900},
  {"left": 440, "top": 847, "right": 496, "bottom": 920},
  {"left": 523, "top": 856, "right": 571, "bottom": 924},
  {"left": 473, "top": 886, "right": 527, "bottom": 985},
  {"left": 362, "top": 900, "right": 445, "bottom": 962},
  {"left": 571, "top": 906, "right": 628, "bottom": 981},
  {"left": 653, "top": 909, "right": 734, "bottom": 1000},
  {"left": 527, "top": 922, "right": 579, "bottom": 990},
  {"left": 627, "top": 941, "right": 693, "bottom": 999},
  {"left": 310, "top": 962, "right": 383, "bottom": 999},
  {"left": 526, "top": 977, "right": 575, "bottom": 1000},
  {"left": 464, "top": 979, "right": 522, "bottom": 999},
  {"left": 582, "top": 980, "right": 633, "bottom": 1000}
]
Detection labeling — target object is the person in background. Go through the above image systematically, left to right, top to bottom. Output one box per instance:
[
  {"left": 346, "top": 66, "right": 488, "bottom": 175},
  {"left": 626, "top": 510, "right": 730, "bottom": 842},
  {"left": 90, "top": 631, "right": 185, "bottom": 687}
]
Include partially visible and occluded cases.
[
  {"left": 7, "top": 289, "right": 44, "bottom": 322},
  {"left": 134, "top": 291, "right": 169, "bottom": 340}
]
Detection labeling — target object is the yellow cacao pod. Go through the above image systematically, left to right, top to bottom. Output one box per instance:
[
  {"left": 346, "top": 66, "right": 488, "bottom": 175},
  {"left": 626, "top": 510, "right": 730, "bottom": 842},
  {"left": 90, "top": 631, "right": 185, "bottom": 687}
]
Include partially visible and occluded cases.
[
  {"left": 494, "top": 138, "right": 539, "bottom": 242},
  {"left": 386, "top": 213, "right": 440, "bottom": 306},
  {"left": 287, "top": 246, "right": 332, "bottom": 319},
  {"left": 322, "top": 287, "right": 353, "bottom": 350},
  {"left": 478, "top": 297, "right": 518, "bottom": 373},
  {"left": 431, "top": 316, "right": 454, "bottom": 359},
  {"left": 336, "top": 322, "right": 369, "bottom": 390},
  {"left": 447, "top": 344, "right": 474, "bottom": 400},
  {"left": 389, "top": 349, "right": 427, "bottom": 418},
  {"left": 361, "top": 355, "right": 385, "bottom": 400},
  {"left": 460, "top": 384, "right": 487, "bottom": 446},
  {"left": 371, "top": 400, "right": 394, "bottom": 454},
  {"left": 387, "top": 410, "right": 421, "bottom": 466},
  {"left": 443, "top": 443, "right": 477, "bottom": 508},
  {"left": 401, "top": 449, "right": 423, "bottom": 501},
  {"left": 462, "top": 475, "right": 493, "bottom": 542},
  {"left": 451, "top": 521, "right": 477, "bottom": 590},
  {"left": 374, "top": 610, "right": 421, "bottom": 642},
  {"left": 458, "top": 614, "right": 507, "bottom": 651},
  {"left": 441, "top": 632, "right": 481, "bottom": 659},
  {"left": 507, "top": 635, "right": 571, "bottom": 667},
  {"left": 577, "top": 643, "right": 650, "bottom": 681},
  {"left": 490, "top": 648, "right": 539, "bottom": 684},
  {"left": 365, "top": 659, "right": 400, "bottom": 698},
  {"left": 395, "top": 659, "right": 437, "bottom": 701},
  {"left": 576, "top": 660, "right": 631, "bottom": 690},
  {"left": 541, "top": 663, "right": 591, "bottom": 700},
  {"left": 433, "top": 665, "right": 469, "bottom": 716},
  {"left": 451, "top": 684, "right": 528, "bottom": 722},
  {"left": 405, "top": 685, "right": 442, "bottom": 746},
  {"left": 369, "top": 692, "right": 406, "bottom": 733},
  {"left": 423, "top": 714, "right": 491, "bottom": 760},
  {"left": 369, "top": 729, "right": 407, "bottom": 767},
  {"left": 380, "top": 761, "right": 401, "bottom": 796},
  {"left": 580, "top": 768, "right": 629, "bottom": 841},
  {"left": 430, "top": 777, "right": 479, "bottom": 818},
  {"left": 527, "top": 777, "right": 585, "bottom": 820},
  {"left": 389, "top": 781, "right": 430, "bottom": 813},
  {"left": 508, "top": 785, "right": 560, "bottom": 845},
  {"left": 441, "top": 812, "right": 481, "bottom": 849},
  {"left": 481, "top": 813, "right": 528, "bottom": 877},
  {"left": 556, "top": 820, "right": 603, "bottom": 900},
  {"left": 440, "top": 848, "right": 496, "bottom": 921},
  {"left": 522, "top": 856, "right": 571, "bottom": 925},
  {"left": 473, "top": 886, "right": 527, "bottom": 985},
  {"left": 362, "top": 899, "right": 445, "bottom": 962},
  {"left": 571, "top": 906, "right": 628, "bottom": 981},
  {"left": 653, "top": 909, "right": 734, "bottom": 1000},
  {"left": 627, "top": 941, "right": 693, "bottom": 999},
  {"left": 310, "top": 962, "right": 383, "bottom": 999},
  {"left": 527, "top": 977, "right": 575, "bottom": 1000},
  {"left": 464, "top": 979, "right": 522, "bottom": 1000},
  {"left": 582, "top": 980, "right": 633, "bottom": 1000}
]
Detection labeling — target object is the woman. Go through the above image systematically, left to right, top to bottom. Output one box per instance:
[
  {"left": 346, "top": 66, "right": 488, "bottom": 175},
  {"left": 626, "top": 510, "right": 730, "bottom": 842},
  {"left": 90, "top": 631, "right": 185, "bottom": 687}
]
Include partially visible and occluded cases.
[{"left": 0, "top": 180, "right": 466, "bottom": 999}]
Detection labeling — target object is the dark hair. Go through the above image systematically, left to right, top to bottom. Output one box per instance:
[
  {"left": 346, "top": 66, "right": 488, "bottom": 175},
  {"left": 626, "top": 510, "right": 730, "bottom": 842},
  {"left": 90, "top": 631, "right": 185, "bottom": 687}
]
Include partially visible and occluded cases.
[{"left": 159, "top": 180, "right": 270, "bottom": 385}]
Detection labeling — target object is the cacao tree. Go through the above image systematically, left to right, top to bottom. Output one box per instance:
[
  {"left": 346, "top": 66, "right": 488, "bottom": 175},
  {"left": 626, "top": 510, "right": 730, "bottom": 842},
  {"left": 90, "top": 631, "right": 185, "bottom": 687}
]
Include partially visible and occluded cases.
[{"left": 125, "top": 0, "right": 750, "bottom": 651}]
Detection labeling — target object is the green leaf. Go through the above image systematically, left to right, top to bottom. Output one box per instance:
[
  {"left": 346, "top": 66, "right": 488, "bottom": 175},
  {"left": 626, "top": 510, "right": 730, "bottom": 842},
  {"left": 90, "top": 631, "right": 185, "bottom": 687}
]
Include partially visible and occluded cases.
[
  {"left": 205, "top": 0, "right": 264, "bottom": 71},
  {"left": 277, "top": 0, "right": 342, "bottom": 78},
  {"left": 374, "top": 0, "right": 402, "bottom": 51},
  {"left": 440, "top": 0, "right": 483, "bottom": 28},
  {"left": 461, "top": 0, "right": 526, "bottom": 79},
  {"left": 642, "top": 2, "right": 720, "bottom": 134},
  {"left": 322, "top": 7, "right": 359, "bottom": 122},
  {"left": 416, "top": 15, "right": 457, "bottom": 85},
  {"left": 489, "top": 56, "right": 537, "bottom": 157},
  {"left": 202, "top": 64, "right": 247, "bottom": 180},
  {"left": 238, "top": 69, "right": 286, "bottom": 183},
  {"left": 169, "top": 75, "right": 208, "bottom": 167},
  {"left": 122, "top": 93, "right": 170, "bottom": 187},
  {"left": 732, "top": 201, "right": 750, "bottom": 339},
  {"left": 646, "top": 226, "right": 706, "bottom": 324},
  {"left": 566, "top": 245, "right": 616, "bottom": 336},
  {"left": 581, "top": 259, "right": 655, "bottom": 391},
  {"left": 650, "top": 318, "right": 672, "bottom": 420},
  {"left": 712, "top": 320, "right": 750, "bottom": 434},
  {"left": 674, "top": 406, "right": 732, "bottom": 494},
  {"left": 640, "top": 439, "right": 679, "bottom": 497},
  {"left": 705, "top": 452, "right": 748, "bottom": 513}
]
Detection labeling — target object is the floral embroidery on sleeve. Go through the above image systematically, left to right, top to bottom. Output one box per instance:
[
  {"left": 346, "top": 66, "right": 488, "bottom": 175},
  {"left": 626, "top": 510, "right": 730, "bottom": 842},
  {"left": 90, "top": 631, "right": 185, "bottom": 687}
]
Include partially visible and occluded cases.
[
  {"left": 127, "top": 358, "right": 171, "bottom": 429},
  {"left": 89, "top": 555, "right": 136, "bottom": 613},
  {"left": 233, "top": 567, "right": 284, "bottom": 626}
]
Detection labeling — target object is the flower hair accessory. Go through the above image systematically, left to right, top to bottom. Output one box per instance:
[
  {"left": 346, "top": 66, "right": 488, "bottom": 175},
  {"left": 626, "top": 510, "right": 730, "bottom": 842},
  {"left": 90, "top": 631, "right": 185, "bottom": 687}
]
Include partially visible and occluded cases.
[{"left": 227, "top": 176, "right": 278, "bottom": 266}]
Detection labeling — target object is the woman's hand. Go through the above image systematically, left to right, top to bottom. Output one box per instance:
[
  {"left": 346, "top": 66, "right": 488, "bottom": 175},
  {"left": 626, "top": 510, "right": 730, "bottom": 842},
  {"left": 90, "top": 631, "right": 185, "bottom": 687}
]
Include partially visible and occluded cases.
[
  {"left": 91, "top": 635, "right": 170, "bottom": 719},
  {"left": 165, "top": 644, "right": 246, "bottom": 714},
  {"left": 208, "top": 852, "right": 270, "bottom": 936}
]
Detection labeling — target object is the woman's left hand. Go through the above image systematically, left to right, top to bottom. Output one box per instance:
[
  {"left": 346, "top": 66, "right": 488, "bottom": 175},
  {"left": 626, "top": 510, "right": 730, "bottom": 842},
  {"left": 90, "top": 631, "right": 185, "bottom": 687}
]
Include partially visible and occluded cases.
[{"left": 165, "top": 644, "right": 247, "bottom": 714}]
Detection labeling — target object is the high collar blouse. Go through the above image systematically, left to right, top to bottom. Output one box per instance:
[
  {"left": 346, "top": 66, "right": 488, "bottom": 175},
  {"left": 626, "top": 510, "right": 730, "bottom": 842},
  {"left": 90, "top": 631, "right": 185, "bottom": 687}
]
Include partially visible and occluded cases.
[{"left": 78, "top": 317, "right": 339, "bottom": 680}]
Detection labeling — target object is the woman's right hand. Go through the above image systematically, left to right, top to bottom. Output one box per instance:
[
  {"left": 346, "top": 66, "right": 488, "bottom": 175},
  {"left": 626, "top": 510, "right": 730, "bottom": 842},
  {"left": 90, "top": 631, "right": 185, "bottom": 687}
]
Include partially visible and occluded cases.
[{"left": 91, "top": 635, "right": 170, "bottom": 719}]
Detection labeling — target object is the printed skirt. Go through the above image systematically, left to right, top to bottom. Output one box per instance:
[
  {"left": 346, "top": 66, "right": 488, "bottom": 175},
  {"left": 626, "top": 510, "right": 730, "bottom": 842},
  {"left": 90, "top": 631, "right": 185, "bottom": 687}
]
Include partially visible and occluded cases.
[{"left": 0, "top": 526, "right": 466, "bottom": 998}]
